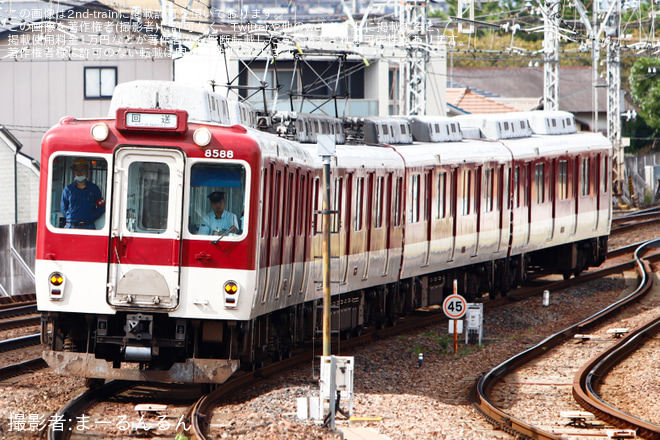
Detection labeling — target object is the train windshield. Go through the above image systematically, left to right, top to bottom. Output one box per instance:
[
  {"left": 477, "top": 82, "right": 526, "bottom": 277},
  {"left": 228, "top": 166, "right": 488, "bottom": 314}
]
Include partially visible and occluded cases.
[
  {"left": 49, "top": 155, "right": 108, "bottom": 231},
  {"left": 188, "top": 163, "right": 246, "bottom": 237}
]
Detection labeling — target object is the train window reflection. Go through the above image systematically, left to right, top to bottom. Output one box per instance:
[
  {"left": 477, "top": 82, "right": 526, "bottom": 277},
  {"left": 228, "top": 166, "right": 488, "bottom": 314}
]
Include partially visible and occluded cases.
[
  {"left": 49, "top": 155, "right": 108, "bottom": 231},
  {"left": 127, "top": 162, "right": 169, "bottom": 233},
  {"left": 189, "top": 163, "right": 246, "bottom": 237}
]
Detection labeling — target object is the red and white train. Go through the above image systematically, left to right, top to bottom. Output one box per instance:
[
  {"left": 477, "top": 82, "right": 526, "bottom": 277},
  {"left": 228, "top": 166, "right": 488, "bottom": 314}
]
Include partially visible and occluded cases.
[{"left": 36, "top": 81, "right": 612, "bottom": 383}]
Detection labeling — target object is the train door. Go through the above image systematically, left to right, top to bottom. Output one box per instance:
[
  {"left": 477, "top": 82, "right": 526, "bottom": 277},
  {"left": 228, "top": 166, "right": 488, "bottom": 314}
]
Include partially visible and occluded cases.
[
  {"left": 107, "top": 147, "right": 184, "bottom": 309},
  {"left": 594, "top": 154, "right": 601, "bottom": 231},
  {"left": 549, "top": 159, "right": 556, "bottom": 240},
  {"left": 496, "top": 165, "right": 506, "bottom": 253},
  {"left": 257, "top": 166, "right": 270, "bottom": 299},
  {"left": 473, "top": 166, "right": 482, "bottom": 256},
  {"left": 268, "top": 167, "right": 283, "bottom": 299},
  {"left": 279, "top": 168, "right": 295, "bottom": 297},
  {"left": 449, "top": 168, "right": 458, "bottom": 261},
  {"left": 424, "top": 170, "right": 432, "bottom": 266},
  {"left": 290, "top": 171, "right": 308, "bottom": 296},
  {"left": 363, "top": 173, "right": 374, "bottom": 280},
  {"left": 382, "top": 173, "right": 394, "bottom": 276},
  {"left": 329, "top": 176, "right": 347, "bottom": 285}
]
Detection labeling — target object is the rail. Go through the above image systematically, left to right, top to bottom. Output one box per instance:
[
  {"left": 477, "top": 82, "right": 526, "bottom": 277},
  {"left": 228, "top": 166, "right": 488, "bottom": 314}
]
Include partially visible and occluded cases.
[{"left": 469, "top": 240, "right": 657, "bottom": 439}]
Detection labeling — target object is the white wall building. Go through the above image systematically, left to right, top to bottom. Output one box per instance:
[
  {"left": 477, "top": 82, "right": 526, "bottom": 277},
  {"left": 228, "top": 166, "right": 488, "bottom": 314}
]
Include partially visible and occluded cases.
[{"left": 0, "top": 0, "right": 173, "bottom": 160}]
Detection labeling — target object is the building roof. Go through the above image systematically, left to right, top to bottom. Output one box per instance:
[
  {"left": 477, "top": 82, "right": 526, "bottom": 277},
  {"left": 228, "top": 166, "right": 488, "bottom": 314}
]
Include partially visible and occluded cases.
[
  {"left": 447, "top": 66, "right": 614, "bottom": 113},
  {"left": 446, "top": 87, "right": 518, "bottom": 114}
]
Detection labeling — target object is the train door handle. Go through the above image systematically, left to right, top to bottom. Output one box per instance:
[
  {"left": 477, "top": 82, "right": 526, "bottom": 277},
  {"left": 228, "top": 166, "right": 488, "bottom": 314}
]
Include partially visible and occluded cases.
[{"left": 195, "top": 252, "right": 211, "bottom": 262}]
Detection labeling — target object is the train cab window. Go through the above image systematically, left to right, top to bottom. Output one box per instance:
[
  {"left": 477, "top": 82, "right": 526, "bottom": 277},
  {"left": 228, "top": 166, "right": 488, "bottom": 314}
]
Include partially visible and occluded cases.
[
  {"left": 48, "top": 155, "right": 108, "bottom": 230},
  {"left": 602, "top": 157, "right": 608, "bottom": 193},
  {"left": 188, "top": 163, "right": 247, "bottom": 237}
]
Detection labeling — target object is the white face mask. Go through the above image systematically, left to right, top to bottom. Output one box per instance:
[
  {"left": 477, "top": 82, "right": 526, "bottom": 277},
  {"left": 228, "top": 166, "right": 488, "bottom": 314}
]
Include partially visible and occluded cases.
[{"left": 74, "top": 175, "right": 87, "bottom": 182}]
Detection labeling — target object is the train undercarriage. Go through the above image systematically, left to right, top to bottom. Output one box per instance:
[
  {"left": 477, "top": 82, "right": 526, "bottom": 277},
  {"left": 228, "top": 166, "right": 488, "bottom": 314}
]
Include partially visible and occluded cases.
[{"left": 41, "top": 236, "right": 607, "bottom": 383}]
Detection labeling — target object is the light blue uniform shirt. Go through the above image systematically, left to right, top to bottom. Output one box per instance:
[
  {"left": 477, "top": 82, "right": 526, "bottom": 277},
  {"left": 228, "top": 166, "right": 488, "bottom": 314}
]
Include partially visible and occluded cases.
[{"left": 198, "top": 210, "right": 239, "bottom": 235}]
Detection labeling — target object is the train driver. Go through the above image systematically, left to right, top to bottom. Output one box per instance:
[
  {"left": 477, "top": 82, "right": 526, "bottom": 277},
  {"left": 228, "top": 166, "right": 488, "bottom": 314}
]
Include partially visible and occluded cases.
[
  {"left": 60, "top": 158, "right": 105, "bottom": 229},
  {"left": 198, "top": 191, "right": 239, "bottom": 235}
]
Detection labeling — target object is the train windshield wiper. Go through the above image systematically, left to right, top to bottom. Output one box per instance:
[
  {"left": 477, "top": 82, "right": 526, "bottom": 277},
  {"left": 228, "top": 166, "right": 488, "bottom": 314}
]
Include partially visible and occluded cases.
[{"left": 211, "top": 229, "right": 231, "bottom": 245}]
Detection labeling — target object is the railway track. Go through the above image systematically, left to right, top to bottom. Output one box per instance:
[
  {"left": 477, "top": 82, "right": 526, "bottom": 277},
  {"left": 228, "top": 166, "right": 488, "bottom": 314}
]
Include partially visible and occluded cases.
[
  {"left": 612, "top": 207, "right": 660, "bottom": 235},
  {"left": 469, "top": 239, "right": 659, "bottom": 440},
  {"left": 42, "top": 241, "right": 652, "bottom": 440},
  {"left": 188, "top": 245, "right": 650, "bottom": 439},
  {"left": 573, "top": 307, "right": 660, "bottom": 438}
]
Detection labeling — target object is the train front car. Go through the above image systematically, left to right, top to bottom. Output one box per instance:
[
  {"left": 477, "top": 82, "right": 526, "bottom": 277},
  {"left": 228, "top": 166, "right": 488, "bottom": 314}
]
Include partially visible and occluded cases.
[{"left": 36, "top": 88, "right": 263, "bottom": 383}]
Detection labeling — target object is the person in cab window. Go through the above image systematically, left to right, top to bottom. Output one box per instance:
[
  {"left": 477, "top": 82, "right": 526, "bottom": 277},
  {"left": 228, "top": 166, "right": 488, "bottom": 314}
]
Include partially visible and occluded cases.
[
  {"left": 61, "top": 159, "right": 105, "bottom": 229},
  {"left": 198, "top": 191, "right": 239, "bottom": 235}
]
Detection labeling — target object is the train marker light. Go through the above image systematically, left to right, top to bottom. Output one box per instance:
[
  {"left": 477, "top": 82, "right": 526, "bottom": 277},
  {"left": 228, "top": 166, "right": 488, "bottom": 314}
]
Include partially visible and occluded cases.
[
  {"left": 90, "top": 123, "right": 110, "bottom": 142},
  {"left": 193, "top": 127, "right": 212, "bottom": 147},
  {"left": 49, "top": 272, "right": 65, "bottom": 300},
  {"left": 223, "top": 281, "right": 239, "bottom": 308}
]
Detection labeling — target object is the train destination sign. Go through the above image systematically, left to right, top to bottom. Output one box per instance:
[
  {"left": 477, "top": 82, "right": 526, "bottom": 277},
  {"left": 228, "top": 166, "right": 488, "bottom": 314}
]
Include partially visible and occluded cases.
[{"left": 126, "top": 112, "right": 178, "bottom": 129}]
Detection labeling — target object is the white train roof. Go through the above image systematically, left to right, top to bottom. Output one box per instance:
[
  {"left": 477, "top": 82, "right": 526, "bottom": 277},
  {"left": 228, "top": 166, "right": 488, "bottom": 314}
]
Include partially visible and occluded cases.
[
  {"left": 109, "top": 81, "right": 233, "bottom": 125},
  {"left": 517, "top": 111, "right": 577, "bottom": 135},
  {"left": 455, "top": 113, "right": 533, "bottom": 140},
  {"left": 407, "top": 116, "right": 463, "bottom": 142},
  {"left": 502, "top": 131, "right": 611, "bottom": 160},
  {"left": 393, "top": 139, "right": 513, "bottom": 167}
]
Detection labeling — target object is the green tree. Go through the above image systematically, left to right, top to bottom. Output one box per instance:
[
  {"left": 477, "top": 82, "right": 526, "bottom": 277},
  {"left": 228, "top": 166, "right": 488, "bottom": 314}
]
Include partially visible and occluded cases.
[{"left": 629, "top": 57, "right": 660, "bottom": 133}]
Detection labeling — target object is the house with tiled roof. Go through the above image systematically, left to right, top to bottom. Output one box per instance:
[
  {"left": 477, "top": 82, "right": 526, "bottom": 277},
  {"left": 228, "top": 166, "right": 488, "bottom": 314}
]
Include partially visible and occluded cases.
[
  {"left": 447, "top": 66, "right": 629, "bottom": 132},
  {"left": 446, "top": 87, "right": 518, "bottom": 115}
]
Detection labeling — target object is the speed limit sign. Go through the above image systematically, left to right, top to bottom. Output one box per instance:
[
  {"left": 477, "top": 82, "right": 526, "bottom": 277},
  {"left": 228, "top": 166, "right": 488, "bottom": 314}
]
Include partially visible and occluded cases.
[{"left": 443, "top": 294, "right": 467, "bottom": 319}]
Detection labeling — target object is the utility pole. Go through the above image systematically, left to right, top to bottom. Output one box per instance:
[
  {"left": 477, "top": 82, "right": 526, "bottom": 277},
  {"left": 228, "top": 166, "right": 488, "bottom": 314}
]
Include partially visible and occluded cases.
[
  {"left": 399, "top": 0, "right": 428, "bottom": 115},
  {"left": 543, "top": 0, "right": 560, "bottom": 111},
  {"left": 604, "top": 2, "right": 623, "bottom": 196},
  {"left": 317, "top": 135, "right": 335, "bottom": 357}
]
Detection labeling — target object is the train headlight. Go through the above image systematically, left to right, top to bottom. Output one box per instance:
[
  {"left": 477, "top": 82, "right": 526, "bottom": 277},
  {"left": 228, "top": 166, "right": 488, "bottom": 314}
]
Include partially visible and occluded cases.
[
  {"left": 90, "top": 123, "right": 110, "bottom": 142},
  {"left": 193, "top": 127, "right": 212, "bottom": 147},
  {"left": 49, "top": 272, "right": 65, "bottom": 300},
  {"left": 223, "top": 280, "right": 239, "bottom": 308}
]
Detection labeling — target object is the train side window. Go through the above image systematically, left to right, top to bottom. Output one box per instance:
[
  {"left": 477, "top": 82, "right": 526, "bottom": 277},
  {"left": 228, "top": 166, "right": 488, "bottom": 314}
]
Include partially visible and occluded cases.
[
  {"left": 49, "top": 155, "right": 108, "bottom": 230},
  {"left": 581, "top": 157, "right": 590, "bottom": 196},
  {"left": 602, "top": 157, "right": 608, "bottom": 193},
  {"left": 558, "top": 160, "right": 568, "bottom": 200},
  {"left": 188, "top": 163, "right": 247, "bottom": 237},
  {"left": 534, "top": 163, "right": 545, "bottom": 204},
  {"left": 513, "top": 166, "right": 520, "bottom": 208},
  {"left": 261, "top": 168, "right": 268, "bottom": 239},
  {"left": 484, "top": 168, "right": 494, "bottom": 212},
  {"left": 462, "top": 169, "right": 471, "bottom": 215},
  {"left": 285, "top": 172, "right": 294, "bottom": 237},
  {"left": 437, "top": 172, "right": 446, "bottom": 218},
  {"left": 297, "top": 173, "right": 307, "bottom": 237},
  {"left": 410, "top": 174, "right": 420, "bottom": 223},
  {"left": 375, "top": 176, "right": 384, "bottom": 228},
  {"left": 312, "top": 177, "right": 320, "bottom": 235},
  {"left": 355, "top": 177, "right": 364, "bottom": 231},
  {"left": 393, "top": 177, "right": 403, "bottom": 227},
  {"left": 332, "top": 178, "right": 342, "bottom": 233}
]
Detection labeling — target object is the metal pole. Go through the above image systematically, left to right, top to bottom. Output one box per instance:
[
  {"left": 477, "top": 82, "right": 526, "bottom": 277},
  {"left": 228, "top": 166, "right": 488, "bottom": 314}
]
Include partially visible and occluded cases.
[
  {"left": 322, "top": 156, "right": 332, "bottom": 357},
  {"left": 453, "top": 279, "right": 458, "bottom": 355}
]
